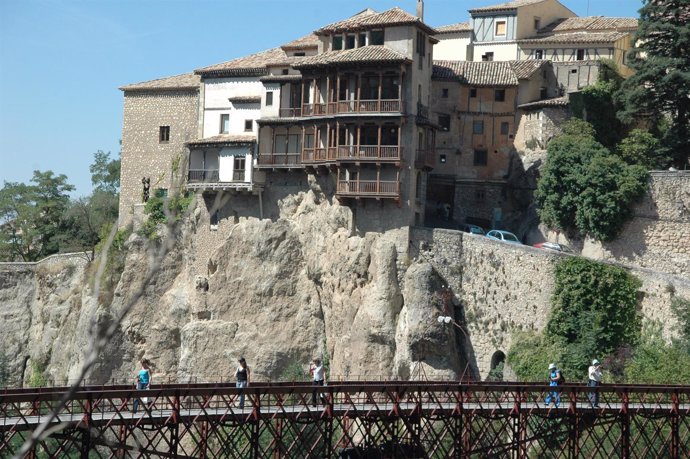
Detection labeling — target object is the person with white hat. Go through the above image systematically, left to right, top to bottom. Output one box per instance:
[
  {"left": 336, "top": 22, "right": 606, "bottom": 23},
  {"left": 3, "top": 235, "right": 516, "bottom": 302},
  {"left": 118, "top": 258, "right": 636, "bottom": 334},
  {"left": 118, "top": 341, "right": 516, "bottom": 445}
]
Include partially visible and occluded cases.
[
  {"left": 588, "top": 359, "right": 603, "bottom": 407},
  {"left": 544, "top": 363, "right": 561, "bottom": 407}
]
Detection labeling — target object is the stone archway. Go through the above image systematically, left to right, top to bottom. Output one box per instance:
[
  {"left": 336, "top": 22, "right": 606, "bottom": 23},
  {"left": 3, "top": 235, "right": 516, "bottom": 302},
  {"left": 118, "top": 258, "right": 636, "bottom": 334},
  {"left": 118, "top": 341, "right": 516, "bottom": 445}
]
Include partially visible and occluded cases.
[{"left": 488, "top": 350, "right": 506, "bottom": 381}]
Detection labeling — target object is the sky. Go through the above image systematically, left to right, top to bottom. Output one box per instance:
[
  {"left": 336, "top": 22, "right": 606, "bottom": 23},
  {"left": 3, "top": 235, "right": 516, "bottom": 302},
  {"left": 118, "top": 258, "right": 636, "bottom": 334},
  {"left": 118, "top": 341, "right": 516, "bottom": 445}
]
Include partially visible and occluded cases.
[{"left": 0, "top": 0, "right": 644, "bottom": 197}]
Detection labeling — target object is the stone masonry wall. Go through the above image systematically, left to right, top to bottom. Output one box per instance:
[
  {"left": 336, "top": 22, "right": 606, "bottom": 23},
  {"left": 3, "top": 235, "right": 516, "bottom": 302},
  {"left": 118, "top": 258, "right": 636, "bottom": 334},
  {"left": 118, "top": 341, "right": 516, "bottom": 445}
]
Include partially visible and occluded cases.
[
  {"left": 119, "top": 90, "right": 199, "bottom": 228},
  {"left": 578, "top": 171, "right": 690, "bottom": 277},
  {"left": 409, "top": 227, "right": 690, "bottom": 379}
]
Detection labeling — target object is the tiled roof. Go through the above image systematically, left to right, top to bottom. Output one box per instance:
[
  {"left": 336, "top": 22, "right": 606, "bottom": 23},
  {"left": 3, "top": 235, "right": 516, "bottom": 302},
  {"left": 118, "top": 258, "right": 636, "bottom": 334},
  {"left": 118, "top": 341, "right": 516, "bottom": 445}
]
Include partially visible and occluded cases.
[
  {"left": 469, "top": 0, "right": 546, "bottom": 14},
  {"left": 315, "top": 7, "right": 436, "bottom": 35},
  {"left": 539, "top": 16, "right": 638, "bottom": 34},
  {"left": 436, "top": 22, "right": 471, "bottom": 34},
  {"left": 519, "top": 31, "right": 630, "bottom": 44},
  {"left": 281, "top": 33, "right": 320, "bottom": 50},
  {"left": 293, "top": 46, "right": 410, "bottom": 69},
  {"left": 195, "top": 47, "right": 289, "bottom": 77},
  {"left": 432, "top": 60, "right": 518, "bottom": 86},
  {"left": 509, "top": 60, "right": 549, "bottom": 79},
  {"left": 119, "top": 73, "right": 200, "bottom": 92},
  {"left": 259, "top": 74, "right": 303, "bottom": 83},
  {"left": 228, "top": 96, "right": 261, "bottom": 103},
  {"left": 518, "top": 96, "right": 569, "bottom": 109},
  {"left": 186, "top": 134, "right": 256, "bottom": 147}
]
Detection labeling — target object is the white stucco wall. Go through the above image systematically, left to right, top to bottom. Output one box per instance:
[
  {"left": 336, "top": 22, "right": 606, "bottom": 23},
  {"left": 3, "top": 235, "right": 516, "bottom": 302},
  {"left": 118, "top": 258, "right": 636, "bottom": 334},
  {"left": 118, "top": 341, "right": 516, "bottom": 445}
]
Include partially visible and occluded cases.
[
  {"left": 383, "top": 25, "right": 414, "bottom": 59},
  {"left": 433, "top": 34, "right": 472, "bottom": 61},
  {"left": 471, "top": 42, "right": 519, "bottom": 61},
  {"left": 202, "top": 77, "right": 262, "bottom": 138},
  {"left": 262, "top": 83, "right": 281, "bottom": 118},
  {"left": 218, "top": 147, "right": 253, "bottom": 182}
]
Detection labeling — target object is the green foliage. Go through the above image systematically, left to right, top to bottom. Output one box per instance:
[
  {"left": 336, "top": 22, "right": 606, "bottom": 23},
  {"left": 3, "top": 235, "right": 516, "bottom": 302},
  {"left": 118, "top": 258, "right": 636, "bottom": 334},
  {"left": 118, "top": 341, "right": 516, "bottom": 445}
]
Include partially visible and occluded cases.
[
  {"left": 617, "top": 0, "right": 690, "bottom": 166},
  {"left": 572, "top": 81, "right": 625, "bottom": 148},
  {"left": 559, "top": 118, "right": 597, "bottom": 139},
  {"left": 536, "top": 127, "right": 648, "bottom": 241},
  {"left": 616, "top": 129, "right": 668, "bottom": 169},
  {"left": 90, "top": 150, "right": 121, "bottom": 194},
  {"left": 138, "top": 189, "right": 193, "bottom": 240},
  {"left": 509, "top": 258, "right": 642, "bottom": 382},
  {"left": 670, "top": 296, "right": 690, "bottom": 350},
  {"left": 624, "top": 323, "right": 690, "bottom": 384},
  {"left": 507, "top": 331, "right": 562, "bottom": 382},
  {"left": 0, "top": 352, "right": 8, "bottom": 387},
  {"left": 28, "top": 361, "right": 48, "bottom": 388},
  {"left": 486, "top": 361, "right": 505, "bottom": 382},
  {"left": 279, "top": 362, "right": 308, "bottom": 382}
]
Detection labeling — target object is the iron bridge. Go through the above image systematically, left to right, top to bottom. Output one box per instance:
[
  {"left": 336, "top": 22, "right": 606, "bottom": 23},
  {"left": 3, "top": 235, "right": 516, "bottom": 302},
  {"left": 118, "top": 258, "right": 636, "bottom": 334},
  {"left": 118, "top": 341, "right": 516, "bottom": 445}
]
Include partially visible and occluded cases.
[{"left": 1, "top": 381, "right": 688, "bottom": 458}]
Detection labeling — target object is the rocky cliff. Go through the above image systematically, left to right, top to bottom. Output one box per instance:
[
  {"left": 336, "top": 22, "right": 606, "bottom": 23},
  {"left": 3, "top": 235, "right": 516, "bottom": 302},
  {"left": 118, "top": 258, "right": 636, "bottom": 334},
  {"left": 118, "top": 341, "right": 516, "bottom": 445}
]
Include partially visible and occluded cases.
[{"left": 1, "top": 187, "right": 687, "bottom": 387}]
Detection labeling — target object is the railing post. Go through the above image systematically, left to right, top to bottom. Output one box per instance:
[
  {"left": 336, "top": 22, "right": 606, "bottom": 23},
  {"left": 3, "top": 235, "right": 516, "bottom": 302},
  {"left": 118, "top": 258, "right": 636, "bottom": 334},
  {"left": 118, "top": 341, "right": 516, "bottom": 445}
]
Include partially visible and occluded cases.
[
  {"left": 568, "top": 388, "right": 579, "bottom": 459},
  {"left": 621, "top": 390, "right": 630, "bottom": 459},
  {"left": 671, "top": 390, "right": 679, "bottom": 459}
]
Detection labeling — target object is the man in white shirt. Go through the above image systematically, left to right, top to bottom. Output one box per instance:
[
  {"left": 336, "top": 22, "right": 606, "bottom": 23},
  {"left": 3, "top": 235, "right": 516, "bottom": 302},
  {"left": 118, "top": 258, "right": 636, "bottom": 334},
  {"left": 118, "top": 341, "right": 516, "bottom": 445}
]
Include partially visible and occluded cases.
[
  {"left": 309, "top": 358, "right": 326, "bottom": 406},
  {"left": 588, "top": 359, "right": 603, "bottom": 407}
]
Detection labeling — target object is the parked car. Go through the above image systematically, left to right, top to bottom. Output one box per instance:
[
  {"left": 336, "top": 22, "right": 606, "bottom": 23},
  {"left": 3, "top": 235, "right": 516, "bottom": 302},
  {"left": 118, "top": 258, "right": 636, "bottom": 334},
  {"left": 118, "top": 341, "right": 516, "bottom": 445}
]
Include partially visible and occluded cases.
[
  {"left": 460, "top": 224, "right": 485, "bottom": 236},
  {"left": 486, "top": 230, "right": 521, "bottom": 245},
  {"left": 533, "top": 242, "right": 573, "bottom": 253}
]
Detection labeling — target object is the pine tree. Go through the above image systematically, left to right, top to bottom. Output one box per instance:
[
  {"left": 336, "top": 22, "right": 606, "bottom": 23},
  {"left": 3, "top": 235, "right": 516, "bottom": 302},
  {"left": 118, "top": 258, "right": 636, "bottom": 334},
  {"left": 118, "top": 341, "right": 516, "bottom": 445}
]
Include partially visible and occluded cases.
[{"left": 617, "top": 0, "right": 690, "bottom": 167}]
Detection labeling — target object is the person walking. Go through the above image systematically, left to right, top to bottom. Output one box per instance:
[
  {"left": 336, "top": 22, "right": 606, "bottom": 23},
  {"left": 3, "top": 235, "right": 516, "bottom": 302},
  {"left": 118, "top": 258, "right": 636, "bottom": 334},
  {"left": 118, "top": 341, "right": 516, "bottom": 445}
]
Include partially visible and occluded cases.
[
  {"left": 234, "top": 357, "right": 250, "bottom": 409},
  {"left": 133, "top": 358, "right": 152, "bottom": 413},
  {"left": 309, "top": 358, "right": 326, "bottom": 406},
  {"left": 588, "top": 359, "right": 603, "bottom": 407},
  {"left": 544, "top": 363, "right": 561, "bottom": 407}
]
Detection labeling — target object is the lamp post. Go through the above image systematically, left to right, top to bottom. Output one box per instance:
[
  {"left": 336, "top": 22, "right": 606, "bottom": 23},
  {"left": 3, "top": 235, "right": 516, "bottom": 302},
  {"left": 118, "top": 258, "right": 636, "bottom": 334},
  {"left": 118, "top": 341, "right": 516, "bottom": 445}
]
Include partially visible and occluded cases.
[{"left": 435, "top": 285, "right": 474, "bottom": 381}]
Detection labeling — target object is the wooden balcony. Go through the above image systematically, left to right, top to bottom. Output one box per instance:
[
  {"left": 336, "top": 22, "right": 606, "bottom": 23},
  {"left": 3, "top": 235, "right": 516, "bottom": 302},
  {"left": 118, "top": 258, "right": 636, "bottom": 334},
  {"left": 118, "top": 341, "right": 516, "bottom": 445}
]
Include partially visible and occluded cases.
[
  {"left": 301, "top": 99, "right": 402, "bottom": 117},
  {"left": 278, "top": 107, "right": 302, "bottom": 118},
  {"left": 336, "top": 145, "right": 402, "bottom": 162},
  {"left": 415, "top": 149, "right": 436, "bottom": 170},
  {"left": 257, "top": 153, "right": 301, "bottom": 168},
  {"left": 187, "top": 169, "right": 256, "bottom": 191},
  {"left": 188, "top": 169, "right": 219, "bottom": 182},
  {"left": 336, "top": 180, "right": 400, "bottom": 199}
]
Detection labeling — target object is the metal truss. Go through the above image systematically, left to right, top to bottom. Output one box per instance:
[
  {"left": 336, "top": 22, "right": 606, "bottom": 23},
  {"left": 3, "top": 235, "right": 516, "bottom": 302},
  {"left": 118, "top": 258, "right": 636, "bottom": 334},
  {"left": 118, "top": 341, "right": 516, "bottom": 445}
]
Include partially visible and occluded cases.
[{"left": 1, "top": 381, "right": 688, "bottom": 458}]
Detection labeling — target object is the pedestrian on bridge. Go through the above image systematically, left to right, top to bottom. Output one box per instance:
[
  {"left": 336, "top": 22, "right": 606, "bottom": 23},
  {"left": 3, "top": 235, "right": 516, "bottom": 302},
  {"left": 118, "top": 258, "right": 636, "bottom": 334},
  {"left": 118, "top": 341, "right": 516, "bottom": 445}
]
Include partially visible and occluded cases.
[
  {"left": 235, "top": 357, "right": 250, "bottom": 409},
  {"left": 133, "top": 358, "right": 152, "bottom": 413},
  {"left": 310, "top": 358, "right": 326, "bottom": 406},
  {"left": 588, "top": 359, "right": 603, "bottom": 407},
  {"left": 544, "top": 363, "right": 561, "bottom": 407}
]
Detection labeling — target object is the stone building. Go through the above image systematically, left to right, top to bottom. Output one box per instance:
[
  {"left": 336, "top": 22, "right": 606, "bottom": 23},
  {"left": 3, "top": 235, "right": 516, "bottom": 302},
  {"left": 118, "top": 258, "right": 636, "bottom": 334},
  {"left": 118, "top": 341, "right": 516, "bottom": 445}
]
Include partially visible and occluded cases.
[
  {"left": 429, "top": 59, "right": 559, "bottom": 228},
  {"left": 118, "top": 74, "right": 200, "bottom": 228}
]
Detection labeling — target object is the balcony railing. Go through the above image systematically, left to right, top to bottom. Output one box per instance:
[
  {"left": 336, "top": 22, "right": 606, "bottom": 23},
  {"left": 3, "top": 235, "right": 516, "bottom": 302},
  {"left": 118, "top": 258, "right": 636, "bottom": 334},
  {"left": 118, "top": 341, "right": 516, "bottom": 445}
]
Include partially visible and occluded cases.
[
  {"left": 301, "top": 99, "right": 402, "bottom": 117},
  {"left": 417, "top": 102, "right": 429, "bottom": 121},
  {"left": 278, "top": 107, "right": 302, "bottom": 118},
  {"left": 336, "top": 145, "right": 402, "bottom": 161},
  {"left": 257, "top": 153, "right": 301, "bottom": 166},
  {"left": 188, "top": 169, "right": 219, "bottom": 182},
  {"left": 233, "top": 170, "right": 246, "bottom": 181},
  {"left": 336, "top": 180, "right": 400, "bottom": 197}
]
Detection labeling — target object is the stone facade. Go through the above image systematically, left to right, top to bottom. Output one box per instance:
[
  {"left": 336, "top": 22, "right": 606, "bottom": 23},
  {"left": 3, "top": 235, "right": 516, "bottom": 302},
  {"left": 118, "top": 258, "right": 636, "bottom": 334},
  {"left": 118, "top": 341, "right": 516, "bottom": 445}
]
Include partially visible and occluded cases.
[{"left": 119, "top": 89, "right": 199, "bottom": 228}]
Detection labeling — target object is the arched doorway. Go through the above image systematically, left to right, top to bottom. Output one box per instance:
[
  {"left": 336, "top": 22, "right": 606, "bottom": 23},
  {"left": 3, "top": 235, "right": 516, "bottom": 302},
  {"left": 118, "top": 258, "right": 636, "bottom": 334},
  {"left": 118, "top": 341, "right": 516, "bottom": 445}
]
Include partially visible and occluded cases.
[{"left": 488, "top": 350, "right": 506, "bottom": 381}]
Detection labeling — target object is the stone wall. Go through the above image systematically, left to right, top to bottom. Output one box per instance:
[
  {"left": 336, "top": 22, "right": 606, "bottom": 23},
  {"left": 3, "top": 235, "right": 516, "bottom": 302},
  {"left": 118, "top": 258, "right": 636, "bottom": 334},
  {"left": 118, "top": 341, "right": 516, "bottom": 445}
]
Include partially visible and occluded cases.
[
  {"left": 119, "top": 90, "right": 199, "bottom": 228},
  {"left": 581, "top": 171, "right": 690, "bottom": 277},
  {"left": 409, "top": 227, "right": 690, "bottom": 378}
]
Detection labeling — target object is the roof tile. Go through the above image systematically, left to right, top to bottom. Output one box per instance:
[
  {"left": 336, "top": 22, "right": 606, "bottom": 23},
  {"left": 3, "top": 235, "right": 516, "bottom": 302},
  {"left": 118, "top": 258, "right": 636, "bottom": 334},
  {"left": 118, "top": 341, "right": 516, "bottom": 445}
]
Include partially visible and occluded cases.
[
  {"left": 469, "top": 0, "right": 546, "bottom": 14},
  {"left": 315, "top": 7, "right": 436, "bottom": 34},
  {"left": 539, "top": 16, "right": 638, "bottom": 34},
  {"left": 436, "top": 22, "right": 472, "bottom": 34},
  {"left": 520, "top": 31, "right": 630, "bottom": 44},
  {"left": 281, "top": 33, "right": 320, "bottom": 50},
  {"left": 294, "top": 45, "right": 410, "bottom": 69},
  {"left": 195, "top": 47, "right": 289, "bottom": 77},
  {"left": 432, "top": 60, "right": 519, "bottom": 86},
  {"left": 119, "top": 73, "right": 200, "bottom": 91},
  {"left": 187, "top": 134, "right": 256, "bottom": 147}
]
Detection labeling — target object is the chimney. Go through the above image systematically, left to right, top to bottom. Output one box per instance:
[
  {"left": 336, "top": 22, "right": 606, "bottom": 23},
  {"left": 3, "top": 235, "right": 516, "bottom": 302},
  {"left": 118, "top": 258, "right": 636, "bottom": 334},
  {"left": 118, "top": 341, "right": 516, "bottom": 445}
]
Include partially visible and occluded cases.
[{"left": 416, "top": 0, "right": 424, "bottom": 21}]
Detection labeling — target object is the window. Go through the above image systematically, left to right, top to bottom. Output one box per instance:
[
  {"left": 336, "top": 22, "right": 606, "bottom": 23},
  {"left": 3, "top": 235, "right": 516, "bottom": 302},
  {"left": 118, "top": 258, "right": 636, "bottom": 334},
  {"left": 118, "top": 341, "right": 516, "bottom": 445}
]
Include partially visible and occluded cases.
[
  {"left": 534, "top": 17, "right": 541, "bottom": 30},
  {"left": 495, "top": 20, "right": 507, "bottom": 37},
  {"left": 370, "top": 30, "right": 384, "bottom": 45},
  {"left": 416, "top": 31, "right": 426, "bottom": 56},
  {"left": 358, "top": 33, "right": 366, "bottom": 47},
  {"left": 345, "top": 34, "right": 355, "bottom": 49},
  {"left": 333, "top": 35, "right": 343, "bottom": 50},
  {"left": 534, "top": 49, "right": 544, "bottom": 59},
  {"left": 576, "top": 49, "right": 586, "bottom": 60},
  {"left": 294, "top": 52, "right": 305, "bottom": 57},
  {"left": 482, "top": 52, "right": 494, "bottom": 62},
  {"left": 282, "top": 69, "right": 289, "bottom": 75},
  {"left": 571, "top": 69, "right": 578, "bottom": 74},
  {"left": 540, "top": 87, "right": 547, "bottom": 99},
  {"left": 441, "top": 88, "right": 449, "bottom": 98},
  {"left": 470, "top": 88, "right": 477, "bottom": 98},
  {"left": 495, "top": 89, "right": 506, "bottom": 102},
  {"left": 266, "top": 92, "right": 273, "bottom": 106},
  {"left": 220, "top": 114, "right": 229, "bottom": 134},
  {"left": 438, "top": 114, "right": 450, "bottom": 131},
  {"left": 244, "top": 119, "right": 253, "bottom": 132},
  {"left": 473, "top": 120, "right": 484, "bottom": 134},
  {"left": 500, "top": 122, "right": 510, "bottom": 135},
  {"left": 159, "top": 126, "right": 170, "bottom": 143},
  {"left": 474, "top": 149, "right": 488, "bottom": 166},
  {"left": 440, "top": 154, "right": 447, "bottom": 164},
  {"left": 233, "top": 157, "right": 246, "bottom": 181},
  {"left": 475, "top": 188, "right": 486, "bottom": 200}
]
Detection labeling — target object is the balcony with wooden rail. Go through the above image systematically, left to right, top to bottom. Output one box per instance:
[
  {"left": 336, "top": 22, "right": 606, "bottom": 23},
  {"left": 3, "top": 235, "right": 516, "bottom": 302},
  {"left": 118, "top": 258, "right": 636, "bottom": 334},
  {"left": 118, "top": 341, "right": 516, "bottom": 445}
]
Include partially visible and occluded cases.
[
  {"left": 415, "top": 148, "right": 436, "bottom": 170},
  {"left": 186, "top": 168, "right": 256, "bottom": 192},
  {"left": 336, "top": 179, "right": 400, "bottom": 200}
]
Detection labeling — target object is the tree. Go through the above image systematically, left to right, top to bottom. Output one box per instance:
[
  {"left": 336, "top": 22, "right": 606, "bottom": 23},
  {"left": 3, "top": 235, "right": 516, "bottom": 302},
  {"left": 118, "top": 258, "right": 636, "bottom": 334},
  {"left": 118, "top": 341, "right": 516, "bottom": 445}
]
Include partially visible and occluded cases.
[
  {"left": 617, "top": 0, "right": 690, "bottom": 167},
  {"left": 536, "top": 121, "right": 649, "bottom": 241},
  {"left": 616, "top": 129, "right": 668, "bottom": 169},
  {"left": 90, "top": 150, "right": 121, "bottom": 194}
]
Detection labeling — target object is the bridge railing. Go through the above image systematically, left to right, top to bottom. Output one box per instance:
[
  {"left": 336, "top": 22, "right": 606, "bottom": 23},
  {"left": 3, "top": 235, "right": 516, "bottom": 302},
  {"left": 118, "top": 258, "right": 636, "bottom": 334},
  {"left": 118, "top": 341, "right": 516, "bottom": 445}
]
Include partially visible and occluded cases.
[{"left": 1, "top": 382, "right": 688, "bottom": 458}]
